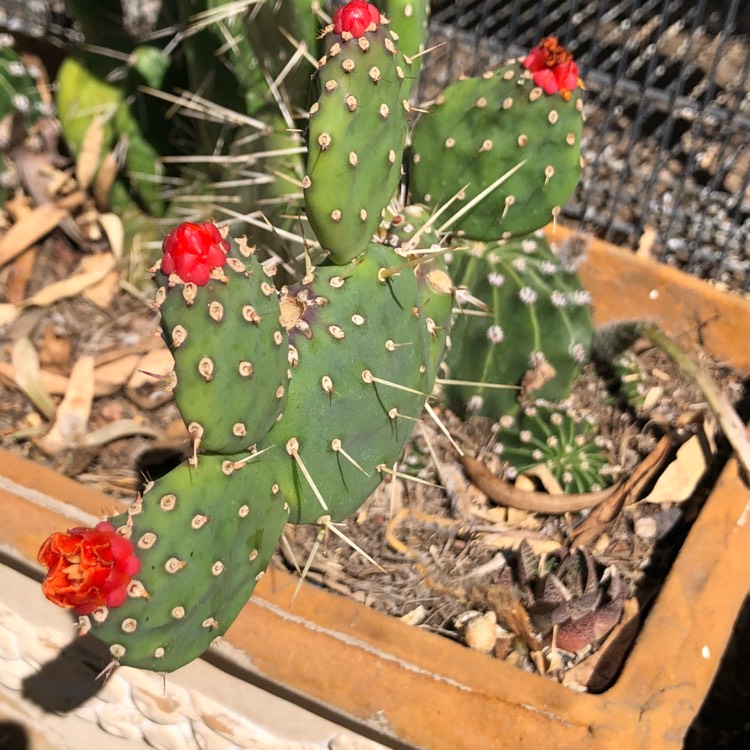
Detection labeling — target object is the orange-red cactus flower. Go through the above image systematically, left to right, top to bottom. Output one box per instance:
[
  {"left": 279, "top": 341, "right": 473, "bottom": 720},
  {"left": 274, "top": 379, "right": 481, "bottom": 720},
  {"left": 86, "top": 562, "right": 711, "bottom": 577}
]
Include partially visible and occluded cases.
[
  {"left": 333, "top": 0, "right": 381, "bottom": 38},
  {"left": 523, "top": 37, "right": 580, "bottom": 98},
  {"left": 161, "top": 221, "right": 229, "bottom": 286},
  {"left": 38, "top": 521, "right": 141, "bottom": 615}
]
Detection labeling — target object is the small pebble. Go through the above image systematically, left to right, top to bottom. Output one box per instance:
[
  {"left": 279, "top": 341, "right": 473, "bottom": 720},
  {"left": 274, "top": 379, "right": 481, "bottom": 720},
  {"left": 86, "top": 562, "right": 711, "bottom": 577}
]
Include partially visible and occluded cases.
[
  {"left": 635, "top": 516, "right": 658, "bottom": 540},
  {"left": 464, "top": 611, "right": 498, "bottom": 653}
]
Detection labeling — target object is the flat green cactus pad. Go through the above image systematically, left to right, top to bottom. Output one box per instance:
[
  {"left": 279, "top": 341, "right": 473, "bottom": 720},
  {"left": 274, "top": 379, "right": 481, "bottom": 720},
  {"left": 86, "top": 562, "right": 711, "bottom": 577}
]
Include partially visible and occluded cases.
[
  {"left": 409, "top": 61, "right": 583, "bottom": 240},
  {"left": 84, "top": 454, "right": 290, "bottom": 672}
]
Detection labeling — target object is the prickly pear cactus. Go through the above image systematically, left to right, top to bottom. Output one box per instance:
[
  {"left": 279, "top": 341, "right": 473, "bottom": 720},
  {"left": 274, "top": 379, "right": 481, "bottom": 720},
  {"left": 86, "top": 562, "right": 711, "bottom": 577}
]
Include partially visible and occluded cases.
[
  {"left": 383, "top": 0, "right": 430, "bottom": 87},
  {"left": 304, "top": 1, "right": 412, "bottom": 263},
  {"left": 37, "top": 8, "right": 596, "bottom": 676},
  {"left": 409, "top": 39, "right": 583, "bottom": 240},
  {"left": 156, "top": 222, "right": 289, "bottom": 453},
  {"left": 444, "top": 234, "right": 593, "bottom": 418},
  {"left": 257, "top": 241, "right": 452, "bottom": 523},
  {"left": 493, "top": 402, "right": 612, "bottom": 493},
  {"left": 81, "top": 454, "right": 290, "bottom": 672}
]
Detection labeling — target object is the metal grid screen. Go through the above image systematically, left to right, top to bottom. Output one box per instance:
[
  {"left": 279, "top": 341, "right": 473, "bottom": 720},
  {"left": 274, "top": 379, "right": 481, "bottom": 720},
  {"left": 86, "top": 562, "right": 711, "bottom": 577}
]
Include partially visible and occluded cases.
[{"left": 427, "top": 0, "right": 750, "bottom": 290}]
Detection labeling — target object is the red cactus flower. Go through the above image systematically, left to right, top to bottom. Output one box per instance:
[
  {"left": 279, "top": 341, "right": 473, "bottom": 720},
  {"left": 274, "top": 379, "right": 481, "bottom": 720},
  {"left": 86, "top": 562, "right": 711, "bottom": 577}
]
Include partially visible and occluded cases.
[
  {"left": 333, "top": 0, "right": 381, "bottom": 38},
  {"left": 523, "top": 38, "right": 580, "bottom": 98},
  {"left": 161, "top": 221, "right": 229, "bottom": 286},
  {"left": 38, "top": 522, "right": 141, "bottom": 615}
]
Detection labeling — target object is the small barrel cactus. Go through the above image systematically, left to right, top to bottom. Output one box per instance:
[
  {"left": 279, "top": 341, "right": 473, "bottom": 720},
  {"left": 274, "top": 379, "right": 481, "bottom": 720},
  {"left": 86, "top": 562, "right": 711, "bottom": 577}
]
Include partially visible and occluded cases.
[
  {"left": 444, "top": 234, "right": 594, "bottom": 418},
  {"left": 493, "top": 402, "right": 612, "bottom": 494}
]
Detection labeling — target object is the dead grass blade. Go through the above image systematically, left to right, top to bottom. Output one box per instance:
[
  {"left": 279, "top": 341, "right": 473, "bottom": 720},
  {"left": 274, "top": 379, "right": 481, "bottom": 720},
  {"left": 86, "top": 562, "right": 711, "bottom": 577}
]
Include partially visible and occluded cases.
[
  {"left": 0, "top": 192, "right": 86, "bottom": 267},
  {"left": 11, "top": 338, "right": 57, "bottom": 420},
  {"left": 38, "top": 355, "right": 96, "bottom": 453}
]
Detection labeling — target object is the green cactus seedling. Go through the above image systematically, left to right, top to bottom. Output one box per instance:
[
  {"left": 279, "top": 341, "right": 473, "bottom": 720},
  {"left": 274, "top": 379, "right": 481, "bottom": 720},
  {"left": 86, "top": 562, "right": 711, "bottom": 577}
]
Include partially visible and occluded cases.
[{"left": 493, "top": 402, "right": 613, "bottom": 494}]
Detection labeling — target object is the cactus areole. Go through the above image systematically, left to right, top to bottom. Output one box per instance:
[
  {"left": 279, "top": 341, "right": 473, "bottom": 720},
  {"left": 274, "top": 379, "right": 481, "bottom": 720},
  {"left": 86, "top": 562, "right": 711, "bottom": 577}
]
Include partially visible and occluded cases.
[
  {"left": 333, "top": 0, "right": 382, "bottom": 37},
  {"left": 522, "top": 37, "right": 580, "bottom": 99},
  {"left": 160, "top": 221, "right": 229, "bottom": 285},
  {"left": 38, "top": 522, "right": 141, "bottom": 615}
]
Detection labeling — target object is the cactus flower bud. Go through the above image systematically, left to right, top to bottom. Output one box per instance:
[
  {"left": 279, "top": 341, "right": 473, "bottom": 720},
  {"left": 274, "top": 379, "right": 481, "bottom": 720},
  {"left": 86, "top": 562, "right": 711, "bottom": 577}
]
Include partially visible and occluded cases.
[
  {"left": 333, "top": 0, "right": 381, "bottom": 38},
  {"left": 523, "top": 38, "right": 580, "bottom": 99},
  {"left": 161, "top": 221, "right": 229, "bottom": 285},
  {"left": 38, "top": 522, "right": 141, "bottom": 614}
]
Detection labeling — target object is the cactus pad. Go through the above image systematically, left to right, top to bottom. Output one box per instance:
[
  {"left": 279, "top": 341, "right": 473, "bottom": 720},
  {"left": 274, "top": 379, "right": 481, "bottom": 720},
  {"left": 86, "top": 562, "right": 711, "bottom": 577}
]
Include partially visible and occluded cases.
[
  {"left": 304, "top": 6, "right": 411, "bottom": 263},
  {"left": 409, "top": 46, "right": 583, "bottom": 240},
  {"left": 156, "top": 226, "right": 288, "bottom": 453},
  {"left": 257, "top": 241, "right": 451, "bottom": 523},
  {"left": 80, "top": 454, "right": 290, "bottom": 672}
]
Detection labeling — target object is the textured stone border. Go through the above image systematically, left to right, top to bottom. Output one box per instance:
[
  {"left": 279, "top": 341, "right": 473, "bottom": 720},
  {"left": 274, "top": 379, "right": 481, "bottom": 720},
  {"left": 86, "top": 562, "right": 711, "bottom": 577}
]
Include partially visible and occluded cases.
[{"left": 1, "top": 230, "right": 749, "bottom": 749}]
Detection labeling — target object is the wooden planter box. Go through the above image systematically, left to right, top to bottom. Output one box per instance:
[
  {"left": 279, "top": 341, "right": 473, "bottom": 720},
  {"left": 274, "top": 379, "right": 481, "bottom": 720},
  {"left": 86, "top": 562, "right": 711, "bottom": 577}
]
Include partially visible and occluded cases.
[{"left": 2, "top": 231, "right": 749, "bottom": 749}]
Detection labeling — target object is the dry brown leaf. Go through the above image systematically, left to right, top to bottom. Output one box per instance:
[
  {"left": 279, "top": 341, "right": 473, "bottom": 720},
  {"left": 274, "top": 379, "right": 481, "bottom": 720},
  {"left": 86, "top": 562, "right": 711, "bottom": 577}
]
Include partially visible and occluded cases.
[
  {"left": 76, "top": 115, "right": 104, "bottom": 189},
  {"left": 93, "top": 152, "right": 119, "bottom": 210},
  {"left": 0, "top": 192, "right": 86, "bottom": 267},
  {"left": 98, "top": 212, "right": 125, "bottom": 259},
  {"left": 5, "top": 226, "right": 37, "bottom": 303},
  {"left": 23, "top": 253, "right": 115, "bottom": 308},
  {"left": 83, "top": 262, "right": 120, "bottom": 308},
  {"left": 0, "top": 304, "right": 19, "bottom": 326},
  {"left": 38, "top": 323, "right": 72, "bottom": 370},
  {"left": 11, "top": 338, "right": 57, "bottom": 420},
  {"left": 127, "top": 347, "right": 175, "bottom": 390},
  {"left": 94, "top": 354, "right": 142, "bottom": 395},
  {"left": 0, "top": 355, "right": 143, "bottom": 399},
  {"left": 38, "top": 355, "right": 95, "bottom": 453},
  {"left": 520, "top": 358, "right": 557, "bottom": 397},
  {"left": 0, "top": 361, "right": 69, "bottom": 396},
  {"left": 82, "top": 419, "right": 159, "bottom": 447},
  {"left": 641, "top": 429, "right": 714, "bottom": 504},
  {"left": 571, "top": 436, "right": 673, "bottom": 545},
  {"left": 461, "top": 454, "right": 614, "bottom": 513},
  {"left": 521, "top": 464, "right": 565, "bottom": 495},
  {"left": 514, "top": 474, "right": 536, "bottom": 492},
  {"left": 484, "top": 585, "right": 543, "bottom": 652}
]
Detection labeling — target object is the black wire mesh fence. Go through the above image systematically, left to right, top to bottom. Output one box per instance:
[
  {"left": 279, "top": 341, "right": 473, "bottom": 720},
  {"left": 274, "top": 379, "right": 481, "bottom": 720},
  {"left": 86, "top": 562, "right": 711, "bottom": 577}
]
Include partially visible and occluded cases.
[{"left": 426, "top": 0, "right": 750, "bottom": 290}]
